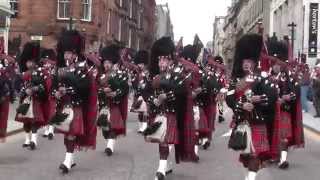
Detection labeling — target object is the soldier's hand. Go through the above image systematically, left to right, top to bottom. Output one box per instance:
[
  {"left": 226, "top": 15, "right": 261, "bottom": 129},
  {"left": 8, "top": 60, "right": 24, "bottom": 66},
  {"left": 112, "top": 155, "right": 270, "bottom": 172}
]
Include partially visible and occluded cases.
[
  {"left": 58, "top": 87, "right": 66, "bottom": 95},
  {"left": 104, "top": 87, "right": 112, "bottom": 93},
  {"left": 25, "top": 88, "right": 32, "bottom": 96},
  {"left": 55, "top": 91, "right": 62, "bottom": 99},
  {"left": 106, "top": 91, "right": 117, "bottom": 98},
  {"left": 158, "top": 93, "right": 167, "bottom": 104},
  {"left": 282, "top": 94, "right": 291, "bottom": 101},
  {"left": 251, "top": 95, "right": 262, "bottom": 103},
  {"left": 242, "top": 102, "right": 254, "bottom": 112}
]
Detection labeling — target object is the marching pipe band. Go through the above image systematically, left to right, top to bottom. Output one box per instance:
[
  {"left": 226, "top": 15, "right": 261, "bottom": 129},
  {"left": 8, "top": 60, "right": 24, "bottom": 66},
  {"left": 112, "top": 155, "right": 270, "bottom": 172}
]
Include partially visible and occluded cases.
[{"left": 0, "top": 28, "right": 308, "bottom": 180}]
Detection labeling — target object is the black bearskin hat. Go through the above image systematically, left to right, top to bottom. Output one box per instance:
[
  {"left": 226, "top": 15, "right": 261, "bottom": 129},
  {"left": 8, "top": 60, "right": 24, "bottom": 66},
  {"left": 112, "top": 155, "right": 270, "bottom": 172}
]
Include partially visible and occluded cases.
[
  {"left": 56, "top": 30, "right": 85, "bottom": 67},
  {"left": 231, "top": 34, "right": 263, "bottom": 78},
  {"left": 149, "top": 37, "right": 175, "bottom": 77},
  {"left": 267, "top": 39, "right": 288, "bottom": 62},
  {"left": 19, "top": 42, "right": 40, "bottom": 72},
  {"left": 100, "top": 44, "right": 121, "bottom": 64},
  {"left": 180, "top": 45, "right": 198, "bottom": 64},
  {"left": 41, "top": 48, "right": 57, "bottom": 61},
  {"left": 134, "top": 50, "right": 149, "bottom": 65},
  {"left": 213, "top": 55, "right": 224, "bottom": 64}
]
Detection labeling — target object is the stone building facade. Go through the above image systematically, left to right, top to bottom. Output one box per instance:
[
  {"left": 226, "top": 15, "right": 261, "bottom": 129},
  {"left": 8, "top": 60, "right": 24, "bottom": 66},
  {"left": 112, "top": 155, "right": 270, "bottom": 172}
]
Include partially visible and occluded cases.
[
  {"left": 0, "top": 0, "right": 13, "bottom": 53},
  {"left": 8, "top": 0, "right": 156, "bottom": 53},
  {"left": 155, "top": 3, "right": 174, "bottom": 40},
  {"left": 213, "top": 16, "right": 225, "bottom": 57}
]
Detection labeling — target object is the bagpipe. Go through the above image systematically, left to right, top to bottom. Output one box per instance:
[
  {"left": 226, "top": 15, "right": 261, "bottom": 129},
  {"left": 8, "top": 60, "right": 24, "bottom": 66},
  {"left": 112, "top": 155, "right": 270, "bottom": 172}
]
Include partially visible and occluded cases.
[
  {"left": 49, "top": 63, "right": 90, "bottom": 131},
  {"left": 143, "top": 63, "right": 191, "bottom": 140},
  {"left": 148, "top": 63, "right": 191, "bottom": 114},
  {"left": 98, "top": 66, "right": 129, "bottom": 105},
  {"left": 195, "top": 66, "right": 223, "bottom": 107},
  {"left": 16, "top": 68, "right": 48, "bottom": 117},
  {"left": 130, "top": 68, "right": 150, "bottom": 112},
  {"left": 232, "top": 71, "right": 275, "bottom": 124},
  {"left": 271, "top": 71, "right": 298, "bottom": 112}
]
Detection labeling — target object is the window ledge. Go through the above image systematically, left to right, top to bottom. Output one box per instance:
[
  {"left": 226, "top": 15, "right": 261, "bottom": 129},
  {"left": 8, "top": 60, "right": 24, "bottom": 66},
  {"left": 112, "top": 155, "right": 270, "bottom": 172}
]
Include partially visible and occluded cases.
[
  {"left": 57, "top": 17, "right": 71, "bottom": 21},
  {"left": 80, "top": 19, "right": 92, "bottom": 22}
]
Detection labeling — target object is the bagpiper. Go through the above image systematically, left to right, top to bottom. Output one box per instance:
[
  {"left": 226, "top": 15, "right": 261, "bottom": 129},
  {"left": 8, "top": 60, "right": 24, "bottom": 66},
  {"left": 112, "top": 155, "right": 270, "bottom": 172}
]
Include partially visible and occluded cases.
[
  {"left": 50, "top": 30, "right": 97, "bottom": 173},
  {"left": 226, "top": 34, "right": 277, "bottom": 180},
  {"left": 143, "top": 37, "right": 198, "bottom": 180},
  {"left": 266, "top": 37, "right": 304, "bottom": 169},
  {"left": 15, "top": 42, "right": 49, "bottom": 150},
  {"left": 96, "top": 44, "right": 129, "bottom": 156},
  {"left": 0, "top": 45, "right": 15, "bottom": 142},
  {"left": 40, "top": 48, "right": 57, "bottom": 140},
  {"left": 130, "top": 50, "right": 150, "bottom": 133},
  {"left": 197, "top": 55, "right": 225, "bottom": 149},
  {"left": 208, "top": 55, "right": 228, "bottom": 124}
]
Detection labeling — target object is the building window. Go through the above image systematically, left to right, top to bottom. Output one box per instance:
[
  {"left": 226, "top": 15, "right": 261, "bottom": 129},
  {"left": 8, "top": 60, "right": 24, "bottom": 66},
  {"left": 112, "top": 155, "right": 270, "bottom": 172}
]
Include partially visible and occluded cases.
[
  {"left": 9, "top": 0, "right": 19, "bottom": 18},
  {"left": 57, "top": 0, "right": 71, "bottom": 19},
  {"left": 81, "top": 0, "right": 92, "bottom": 21}
]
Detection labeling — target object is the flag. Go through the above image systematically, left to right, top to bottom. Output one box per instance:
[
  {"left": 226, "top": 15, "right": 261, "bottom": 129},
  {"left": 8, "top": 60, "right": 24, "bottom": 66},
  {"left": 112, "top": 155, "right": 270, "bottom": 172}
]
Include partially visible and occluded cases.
[
  {"left": 193, "top": 34, "right": 204, "bottom": 50},
  {"left": 175, "top": 37, "right": 184, "bottom": 55}
]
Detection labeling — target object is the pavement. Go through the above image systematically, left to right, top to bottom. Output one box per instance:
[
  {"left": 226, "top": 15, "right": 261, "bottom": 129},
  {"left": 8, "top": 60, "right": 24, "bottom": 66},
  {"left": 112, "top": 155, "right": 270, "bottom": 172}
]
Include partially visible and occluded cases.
[
  {"left": 302, "top": 101, "right": 320, "bottom": 133},
  {"left": 6, "top": 102, "right": 23, "bottom": 136},
  {"left": 1, "top": 104, "right": 320, "bottom": 180}
]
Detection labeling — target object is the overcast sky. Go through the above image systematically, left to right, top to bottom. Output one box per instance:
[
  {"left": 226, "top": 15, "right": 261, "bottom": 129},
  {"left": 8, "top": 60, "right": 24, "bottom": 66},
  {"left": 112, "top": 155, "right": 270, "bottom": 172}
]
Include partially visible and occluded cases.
[{"left": 156, "top": 0, "right": 231, "bottom": 45}]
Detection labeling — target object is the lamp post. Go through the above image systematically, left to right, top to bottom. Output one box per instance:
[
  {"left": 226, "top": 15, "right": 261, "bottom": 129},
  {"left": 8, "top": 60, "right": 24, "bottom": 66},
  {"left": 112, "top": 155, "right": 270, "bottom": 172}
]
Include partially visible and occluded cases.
[{"left": 288, "top": 22, "right": 297, "bottom": 53}]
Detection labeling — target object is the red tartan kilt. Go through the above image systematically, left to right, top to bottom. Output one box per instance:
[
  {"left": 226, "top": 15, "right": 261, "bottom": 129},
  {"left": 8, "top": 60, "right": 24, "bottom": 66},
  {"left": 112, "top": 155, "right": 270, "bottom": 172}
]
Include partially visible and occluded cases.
[
  {"left": 44, "top": 97, "right": 57, "bottom": 124},
  {"left": 0, "top": 98, "right": 9, "bottom": 138},
  {"left": 15, "top": 98, "right": 46, "bottom": 127},
  {"left": 203, "top": 103, "right": 216, "bottom": 140},
  {"left": 110, "top": 104, "right": 126, "bottom": 136},
  {"left": 57, "top": 106, "right": 84, "bottom": 136},
  {"left": 197, "top": 107, "right": 210, "bottom": 137},
  {"left": 278, "top": 111, "right": 293, "bottom": 141},
  {"left": 146, "top": 112, "right": 179, "bottom": 144},
  {"left": 163, "top": 113, "right": 179, "bottom": 144},
  {"left": 250, "top": 123, "right": 270, "bottom": 156}
]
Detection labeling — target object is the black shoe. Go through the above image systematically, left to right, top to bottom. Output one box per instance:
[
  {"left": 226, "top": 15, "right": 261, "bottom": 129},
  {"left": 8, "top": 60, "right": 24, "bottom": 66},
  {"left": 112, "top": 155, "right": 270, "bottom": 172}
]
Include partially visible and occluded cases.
[
  {"left": 314, "top": 115, "right": 320, "bottom": 118},
  {"left": 218, "top": 116, "right": 225, "bottom": 123},
  {"left": 48, "top": 133, "right": 54, "bottom": 140},
  {"left": 203, "top": 141, "right": 211, "bottom": 150},
  {"left": 29, "top": 142, "right": 36, "bottom": 150},
  {"left": 22, "top": 143, "right": 30, "bottom": 148},
  {"left": 105, "top": 148, "right": 113, "bottom": 156},
  {"left": 194, "top": 155, "right": 200, "bottom": 163},
  {"left": 278, "top": 161, "right": 289, "bottom": 169},
  {"left": 71, "top": 163, "right": 76, "bottom": 168},
  {"left": 59, "top": 164, "right": 69, "bottom": 174},
  {"left": 165, "top": 169, "right": 173, "bottom": 175},
  {"left": 155, "top": 172, "right": 165, "bottom": 180}
]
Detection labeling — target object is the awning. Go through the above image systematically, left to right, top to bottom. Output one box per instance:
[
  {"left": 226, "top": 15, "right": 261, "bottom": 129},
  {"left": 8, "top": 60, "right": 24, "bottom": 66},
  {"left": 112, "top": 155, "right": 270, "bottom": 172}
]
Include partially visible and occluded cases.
[{"left": 0, "top": 5, "right": 14, "bottom": 16}]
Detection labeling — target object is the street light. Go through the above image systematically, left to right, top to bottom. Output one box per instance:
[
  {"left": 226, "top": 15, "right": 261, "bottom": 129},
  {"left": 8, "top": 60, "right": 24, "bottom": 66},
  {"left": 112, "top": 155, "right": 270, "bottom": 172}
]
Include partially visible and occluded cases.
[{"left": 288, "top": 22, "right": 297, "bottom": 52}]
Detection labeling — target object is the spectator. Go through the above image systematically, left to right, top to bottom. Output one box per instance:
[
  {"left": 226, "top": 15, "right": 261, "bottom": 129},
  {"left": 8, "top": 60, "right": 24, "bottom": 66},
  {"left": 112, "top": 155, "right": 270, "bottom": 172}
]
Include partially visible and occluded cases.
[
  {"left": 299, "top": 57, "right": 311, "bottom": 112},
  {"left": 311, "top": 60, "right": 320, "bottom": 118}
]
